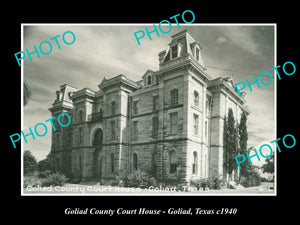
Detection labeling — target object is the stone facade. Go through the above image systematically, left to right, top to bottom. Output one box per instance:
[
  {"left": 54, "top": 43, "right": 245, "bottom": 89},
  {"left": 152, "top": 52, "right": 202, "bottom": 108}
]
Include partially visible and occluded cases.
[{"left": 48, "top": 30, "right": 249, "bottom": 183}]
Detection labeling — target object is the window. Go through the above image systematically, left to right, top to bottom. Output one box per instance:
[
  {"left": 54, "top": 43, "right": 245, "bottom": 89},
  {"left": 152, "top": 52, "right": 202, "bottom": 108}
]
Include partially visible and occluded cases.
[
  {"left": 171, "top": 45, "right": 178, "bottom": 59},
  {"left": 195, "top": 47, "right": 200, "bottom": 61},
  {"left": 147, "top": 76, "right": 152, "bottom": 85},
  {"left": 170, "top": 89, "right": 178, "bottom": 105},
  {"left": 194, "top": 91, "right": 199, "bottom": 107},
  {"left": 153, "top": 96, "right": 159, "bottom": 111},
  {"left": 133, "top": 100, "right": 139, "bottom": 114},
  {"left": 206, "top": 100, "right": 210, "bottom": 115},
  {"left": 111, "top": 101, "right": 116, "bottom": 116},
  {"left": 78, "top": 110, "right": 83, "bottom": 122},
  {"left": 170, "top": 112, "right": 178, "bottom": 135},
  {"left": 193, "top": 114, "right": 199, "bottom": 135},
  {"left": 152, "top": 116, "right": 159, "bottom": 138},
  {"left": 205, "top": 120, "right": 208, "bottom": 139},
  {"left": 111, "top": 121, "right": 116, "bottom": 140},
  {"left": 132, "top": 121, "right": 138, "bottom": 140},
  {"left": 78, "top": 128, "right": 83, "bottom": 144},
  {"left": 93, "top": 129, "right": 103, "bottom": 146},
  {"left": 68, "top": 132, "right": 72, "bottom": 146},
  {"left": 56, "top": 134, "right": 60, "bottom": 148},
  {"left": 169, "top": 151, "right": 177, "bottom": 174},
  {"left": 193, "top": 151, "right": 198, "bottom": 174},
  {"left": 152, "top": 152, "right": 157, "bottom": 176},
  {"left": 110, "top": 153, "right": 115, "bottom": 173},
  {"left": 133, "top": 153, "right": 138, "bottom": 170}
]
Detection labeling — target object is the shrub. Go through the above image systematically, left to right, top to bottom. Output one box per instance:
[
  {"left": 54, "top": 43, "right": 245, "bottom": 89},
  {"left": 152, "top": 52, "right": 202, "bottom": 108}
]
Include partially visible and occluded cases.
[
  {"left": 24, "top": 151, "right": 37, "bottom": 175},
  {"left": 37, "top": 157, "right": 51, "bottom": 172},
  {"left": 240, "top": 166, "right": 262, "bottom": 188},
  {"left": 123, "top": 169, "right": 157, "bottom": 188},
  {"left": 38, "top": 170, "right": 52, "bottom": 178},
  {"left": 41, "top": 172, "right": 67, "bottom": 187},
  {"left": 67, "top": 173, "right": 82, "bottom": 184},
  {"left": 241, "top": 175, "right": 261, "bottom": 188},
  {"left": 23, "top": 176, "right": 42, "bottom": 188},
  {"left": 111, "top": 176, "right": 124, "bottom": 187},
  {"left": 190, "top": 177, "right": 224, "bottom": 190},
  {"left": 208, "top": 177, "right": 224, "bottom": 190},
  {"left": 190, "top": 178, "right": 210, "bottom": 189},
  {"left": 175, "top": 183, "right": 186, "bottom": 192}
]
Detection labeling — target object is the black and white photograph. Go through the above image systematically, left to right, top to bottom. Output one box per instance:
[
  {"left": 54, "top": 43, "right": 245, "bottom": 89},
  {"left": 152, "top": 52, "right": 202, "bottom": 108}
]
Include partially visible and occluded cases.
[{"left": 21, "top": 24, "right": 276, "bottom": 195}]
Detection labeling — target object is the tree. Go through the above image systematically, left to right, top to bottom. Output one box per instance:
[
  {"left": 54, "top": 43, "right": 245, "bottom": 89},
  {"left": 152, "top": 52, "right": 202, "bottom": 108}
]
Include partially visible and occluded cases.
[
  {"left": 223, "top": 108, "right": 238, "bottom": 181},
  {"left": 238, "top": 112, "right": 250, "bottom": 175},
  {"left": 24, "top": 150, "right": 37, "bottom": 175},
  {"left": 37, "top": 154, "right": 51, "bottom": 172},
  {"left": 261, "top": 154, "right": 274, "bottom": 174},
  {"left": 240, "top": 165, "right": 262, "bottom": 187}
]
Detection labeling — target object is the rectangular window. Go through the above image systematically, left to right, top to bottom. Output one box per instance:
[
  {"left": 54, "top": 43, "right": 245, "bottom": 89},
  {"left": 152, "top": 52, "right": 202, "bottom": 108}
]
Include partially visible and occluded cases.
[
  {"left": 171, "top": 45, "right": 178, "bottom": 59},
  {"left": 196, "top": 48, "right": 200, "bottom": 61},
  {"left": 147, "top": 76, "right": 152, "bottom": 85},
  {"left": 171, "top": 89, "right": 178, "bottom": 105},
  {"left": 194, "top": 91, "right": 199, "bottom": 107},
  {"left": 153, "top": 96, "right": 159, "bottom": 111},
  {"left": 133, "top": 100, "right": 139, "bottom": 115},
  {"left": 206, "top": 100, "right": 209, "bottom": 116},
  {"left": 111, "top": 101, "right": 116, "bottom": 116},
  {"left": 78, "top": 110, "right": 83, "bottom": 122},
  {"left": 170, "top": 112, "right": 178, "bottom": 135},
  {"left": 193, "top": 114, "right": 199, "bottom": 135},
  {"left": 152, "top": 116, "right": 159, "bottom": 138},
  {"left": 111, "top": 120, "right": 116, "bottom": 140},
  {"left": 205, "top": 120, "right": 208, "bottom": 140},
  {"left": 132, "top": 121, "right": 138, "bottom": 140},
  {"left": 79, "top": 128, "right": 83, "bottom": 144},
  {"left": 68, "top": 132, "right": 72, "bottom": 147},
  {"left": 56, "top": 134, "right": 60, "bottom": 148}
]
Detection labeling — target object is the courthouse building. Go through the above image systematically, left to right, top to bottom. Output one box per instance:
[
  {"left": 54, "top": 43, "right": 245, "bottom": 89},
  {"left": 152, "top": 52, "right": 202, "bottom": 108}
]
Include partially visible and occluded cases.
[{"left": 48, "top": 30, "right": 249, "bottom": 183}]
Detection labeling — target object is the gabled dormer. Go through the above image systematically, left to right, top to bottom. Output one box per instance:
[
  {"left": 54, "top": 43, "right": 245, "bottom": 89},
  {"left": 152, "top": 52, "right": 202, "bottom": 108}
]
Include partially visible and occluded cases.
[
  {"left": 158, "top": 29, "right": 206, "bottom": 70},
  {"left": 190, "top": 41, "right": 205, "bottom": 67},
  {"left": 142, "top": 69, "right": 158, "bottom": 87}
]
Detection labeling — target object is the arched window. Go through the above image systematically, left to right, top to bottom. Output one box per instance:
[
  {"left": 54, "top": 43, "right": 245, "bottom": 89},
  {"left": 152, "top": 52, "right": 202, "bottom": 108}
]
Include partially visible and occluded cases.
[
  {"left": 170, "top": 89, "right": 178, "bottom": 105},
  {"left": 194, "top": 91, "right": 199, "bottom": 107},
  {"left": 93, "top": 129, "right": 103, "bottom": 146},
  {"left": 169, "top": 151, "right": 177, "bottom": 174},
  {"left": 192, "top": 151, "right": 198, "bottom": 174},
  {"left": 110, "top": 153, "right": 115, "bottom": 173},
  {"left": 133, "top": 153, "right": 138, "bottom": 170}
]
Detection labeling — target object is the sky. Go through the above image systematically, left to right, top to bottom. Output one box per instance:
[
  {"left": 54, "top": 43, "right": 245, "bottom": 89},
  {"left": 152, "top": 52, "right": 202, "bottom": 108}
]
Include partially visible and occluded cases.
[{"left": 22, "top": 24, "right": 275, "bottom": 167}]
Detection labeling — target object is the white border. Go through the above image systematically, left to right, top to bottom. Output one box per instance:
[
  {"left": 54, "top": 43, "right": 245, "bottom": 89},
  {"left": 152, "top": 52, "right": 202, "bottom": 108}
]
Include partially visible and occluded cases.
[{"left": 21, "top": 23, "right": 277, "bottom": 196}]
